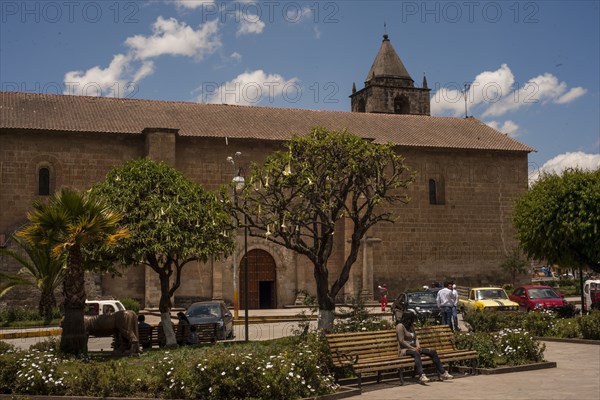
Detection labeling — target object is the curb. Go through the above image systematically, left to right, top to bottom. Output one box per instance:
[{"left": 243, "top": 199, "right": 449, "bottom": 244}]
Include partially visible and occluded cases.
[
  {"left": 539, "top": 337, "right": 600, "bottom": 345},
  {"left": 477, "top": 361, "right": 557, "bottom": 375}
]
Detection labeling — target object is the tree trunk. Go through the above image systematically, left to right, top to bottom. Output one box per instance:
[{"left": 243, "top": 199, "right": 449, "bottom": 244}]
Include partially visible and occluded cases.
[
  {"left": 60, "top": 245, "right": 88, "bottom": 355},
  {"left": 314, "top": 263, "right": 336, "bottom": 332},
  {"left": 158, "top": 272, "right": 178, "bottom": 347},
  {"left": 39, "top": 289, "right": 57, "bottom": 323},
  {"left": 318, "top": 309, "right": 335, "bottom": 331},
  {"left": 160, "top": 311, "right": 177, "bottom": 348}
]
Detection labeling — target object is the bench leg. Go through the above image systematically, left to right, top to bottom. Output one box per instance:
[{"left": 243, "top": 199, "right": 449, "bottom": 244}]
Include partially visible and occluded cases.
[
  {"left": 471, "top": 359, "right": 479, "bottom": 375},
  {"left": 398, "top": 369, "right": 404, "bottom": 386},
  {"left": 376, "top": 371, "right": 382, "bottom": 383},
  {"left": 357, "top": 373, "right": 362, "bottom": 389}
]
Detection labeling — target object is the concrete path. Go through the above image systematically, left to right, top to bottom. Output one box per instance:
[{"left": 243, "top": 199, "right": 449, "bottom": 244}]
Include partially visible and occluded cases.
[{"left": 357, "top": 340, "right": 600, "bottom": 400}]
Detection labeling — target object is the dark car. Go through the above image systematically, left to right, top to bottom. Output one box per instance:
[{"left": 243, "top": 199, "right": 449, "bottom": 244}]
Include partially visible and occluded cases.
[
  {"left": 509, "top": 285, "right": 568, "bottom": 312},
  {"left": 392, "top": 290, "right": 441, "bottom": 323},
  {"left": 185, "top": 301, "right": 235, "bottom": 340}
]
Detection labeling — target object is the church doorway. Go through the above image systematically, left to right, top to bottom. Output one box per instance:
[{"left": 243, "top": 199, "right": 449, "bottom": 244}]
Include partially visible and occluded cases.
[{"left": 239, "top": 249, "right": 277, "bottom": 309}]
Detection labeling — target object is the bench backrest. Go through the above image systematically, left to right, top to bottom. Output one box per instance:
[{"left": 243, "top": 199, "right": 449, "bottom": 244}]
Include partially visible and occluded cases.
[
  {"left": 138, "top": 322, "right": 218, "bottom": 345},
  {"left": 325, "top": 325, "right": 457, "bottom": 364},
  {"left": 415, "top": 325, "right": 456, "bottom": 352},
  {"left": 326, "top": 330, "right": 398, "bottom": 365}
]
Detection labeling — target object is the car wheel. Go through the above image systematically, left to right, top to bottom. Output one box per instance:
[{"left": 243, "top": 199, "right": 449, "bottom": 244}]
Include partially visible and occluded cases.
[{"left": 461, "top": 308, "right": 467, "bottom": 319}]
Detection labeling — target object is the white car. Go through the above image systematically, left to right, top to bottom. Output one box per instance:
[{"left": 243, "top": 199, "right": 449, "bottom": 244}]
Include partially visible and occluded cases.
[{"left": 85, "top": 299, "right": 126, "bottom": 316}]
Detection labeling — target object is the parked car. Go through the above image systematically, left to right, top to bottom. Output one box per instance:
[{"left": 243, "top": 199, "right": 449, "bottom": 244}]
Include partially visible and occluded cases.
[
  {"left": 509, "top": 285, "right": 568, "bottom": 312},
  {"left": 391, "top": 290, "right": 441, "bottom": 323},
  {"left": 85, "top": 298, "right": 125, "bottom": 316},
  {"left": 185, "top": 301, "right": 234, "bottom": 340}
]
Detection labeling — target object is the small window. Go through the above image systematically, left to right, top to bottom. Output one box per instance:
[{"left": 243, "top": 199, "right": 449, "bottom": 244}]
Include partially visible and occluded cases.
[
  {"left": 394, "top": 96, "right": 410, "bottom": 114},
  {"left": 357, "top": 99, "right": 366, "bottom": 113},
  {"left": 38, "top": 167, "right": 50, "bottom": 196},
  {"left": 428, "top": 177, "right": 445, "bottom": 205},
  {"left": 428, "top": 179, "right": 437, "bottom": 205}
]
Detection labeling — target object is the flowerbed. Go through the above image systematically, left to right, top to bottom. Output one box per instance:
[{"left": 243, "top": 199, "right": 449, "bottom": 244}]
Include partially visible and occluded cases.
[{"left": 0, "top": 335, "right": 338, "bottom": 399}]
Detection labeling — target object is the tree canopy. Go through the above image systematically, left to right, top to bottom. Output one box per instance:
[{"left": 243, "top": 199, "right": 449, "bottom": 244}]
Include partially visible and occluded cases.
[
  {"left": 228, "top": 128, "right": 414, "bottom": 330},
  {"left": 92, "top": 158, "right": 234, "bottom": 346},
  {"left": 513, "top": 168, "right": 600, "bottom": 274},
  {"left": 18, "top": 188, "right": 128, "bottom": 354},
  {"left": 0, "top": 235, "right": 66, "bottom": 320}
]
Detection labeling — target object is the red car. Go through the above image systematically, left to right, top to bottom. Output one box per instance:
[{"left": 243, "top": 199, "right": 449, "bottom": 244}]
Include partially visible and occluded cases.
[{"left": 510, "top": 285, "right": 568, "bottom": 312}]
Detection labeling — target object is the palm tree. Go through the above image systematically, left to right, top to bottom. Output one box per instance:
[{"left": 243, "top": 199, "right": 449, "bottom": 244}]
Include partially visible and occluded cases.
[
  {"left": 18, "top": 189, "right": 128, "bottom": 355},
  {"left": 0, "top": 235, "right": 66, "bottom": 321}
]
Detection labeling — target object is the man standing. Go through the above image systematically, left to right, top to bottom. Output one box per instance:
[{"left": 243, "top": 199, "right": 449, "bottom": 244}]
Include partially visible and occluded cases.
[
  {"left": 436, "top": 281, "right": 455, "bottom": 330},
  {"left": 452, "top": 283, "right": 460, "bottom": 331}
]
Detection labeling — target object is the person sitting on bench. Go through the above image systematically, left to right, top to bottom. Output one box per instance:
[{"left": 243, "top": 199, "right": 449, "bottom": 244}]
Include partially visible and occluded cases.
[{"left": 396, "top": 310, "right": 453, "bottom": 383}]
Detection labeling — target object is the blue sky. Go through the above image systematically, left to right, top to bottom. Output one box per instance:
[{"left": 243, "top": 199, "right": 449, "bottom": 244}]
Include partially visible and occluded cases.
[{"left": 2, "top": 0, "right": 599, "bottom": 179}]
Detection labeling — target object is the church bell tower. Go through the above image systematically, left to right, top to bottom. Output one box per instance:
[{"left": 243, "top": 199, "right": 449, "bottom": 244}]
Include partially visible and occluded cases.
[{"left": 350, "top": 33, "right": 431, "bottom": 116}]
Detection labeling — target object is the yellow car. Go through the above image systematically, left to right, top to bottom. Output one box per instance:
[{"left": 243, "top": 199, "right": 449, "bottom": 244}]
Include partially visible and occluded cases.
[{"left": 458, "top": 287, "right": 519, "bottom": 317}]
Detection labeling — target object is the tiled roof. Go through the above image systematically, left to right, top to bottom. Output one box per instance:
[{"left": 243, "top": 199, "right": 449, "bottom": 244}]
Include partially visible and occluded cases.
[{"left": 0, "top": 92, "right": 534, "bottom": 152}]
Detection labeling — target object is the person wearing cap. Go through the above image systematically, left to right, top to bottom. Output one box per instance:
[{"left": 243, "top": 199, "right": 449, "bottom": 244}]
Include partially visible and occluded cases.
[
  {"left": 436, "top": 281, "right": 456, "bottom": 330},
  {"left": 396, "top": 310, "right": 453, "bottom": 383}
]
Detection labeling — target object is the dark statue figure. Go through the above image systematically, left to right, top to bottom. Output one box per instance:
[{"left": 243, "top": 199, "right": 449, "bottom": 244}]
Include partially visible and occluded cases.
[{"left": 84, "top": 310, "right": 140, "bottom": 355}]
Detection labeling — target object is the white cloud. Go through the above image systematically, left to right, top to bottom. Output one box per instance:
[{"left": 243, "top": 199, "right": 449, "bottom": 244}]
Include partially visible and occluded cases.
[
  {"left": 173, "top": 0, "right": 214, "bottom": 10},
  {"left": 236, "top": 14, "right": 265, "bottom": 36},
  {"left": 64, "top": 17, "right": 220, "bottom": 97},
  {"left": 126, "top": 17, "right": 220, "bottom": 60},
  {"left": 230, "top": 52, "right": 242, "bottom": 62},
  {"left": 63, "top": 54, "right": 146, "bottom": 97},
  {"left": 431, "top": 64, "right": 514, "bottom": 116},
  {"left": 432, "top": 64, "right": 587, "bottom": 118},
  {"left": 198, "top": 69, "right": 299, "bottom": 105},
  {"left": 483, "top": 72, "right": 586, "bottom": 117},
  {"left": 555, "top": 87, "right": 587, "bottom": 104},
  {"left": 485, "top": 120, "right": 520, "bottom": 137},
  {"left": 529, "top": 152, "right": 600, "bottom": 183}
]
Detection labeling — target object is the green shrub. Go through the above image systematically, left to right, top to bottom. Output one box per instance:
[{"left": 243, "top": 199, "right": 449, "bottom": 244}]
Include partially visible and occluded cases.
[
  {"left": 119, "top": 298, "right": 140, "bottom": 313},
  {"left": 555, "top": 303, "right": 578, "bottom": 318},
  {"left": 0, "top": 307, "right": 62, "bottom": 327},
  {"left": 0, "top": 307, "right": 39, "bottom": 324},
  {"left": 579, "top": 311, "right": 600, "bottom": 340},
  {"left": 550, "top": 318, "right": 581, "bottom": 338},
  {"left": 455, "top": 329, "right": 545, "bottom": 368},
  {"left": 454, "top": 331, "right": 497, "bottom": 368},
  {"left": 29, "top": 337, "right": 60, "bottom": 353},
  {"left": 0, "top": 341, "right": 16, "bottom": 354}
]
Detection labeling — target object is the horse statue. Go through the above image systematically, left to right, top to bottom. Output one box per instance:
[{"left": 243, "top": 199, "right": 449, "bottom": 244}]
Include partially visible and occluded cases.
[{"left": 84, "top": 310, "right": 140, "bottom": 355}]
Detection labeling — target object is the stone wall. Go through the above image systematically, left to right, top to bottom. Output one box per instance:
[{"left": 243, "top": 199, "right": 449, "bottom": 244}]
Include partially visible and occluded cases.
[{"left": 0, "top": 128, "right": 528, "bottom": 309}]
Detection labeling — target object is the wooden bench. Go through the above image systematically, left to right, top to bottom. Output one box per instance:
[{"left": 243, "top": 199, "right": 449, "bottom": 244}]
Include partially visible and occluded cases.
[
  {"left": 116, "top": 322, "right": 219, "bottom": 350},
  {"left": 325, "top": 325, "right": 478, "bottom": 388}
]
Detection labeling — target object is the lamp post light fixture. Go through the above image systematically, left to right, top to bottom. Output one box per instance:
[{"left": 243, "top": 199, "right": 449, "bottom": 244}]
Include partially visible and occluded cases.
[{"left": 232, "top": 170, "right": 249, "bottom": 341}]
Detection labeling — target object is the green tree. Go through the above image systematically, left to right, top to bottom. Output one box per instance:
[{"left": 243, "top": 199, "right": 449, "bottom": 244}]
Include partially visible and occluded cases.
[
  {"left": 228, "top": 128, "right": 414, "bottom": 331},
  {"left": 92, "top": 158, "right": 235, "bottom": 347},
  {"left": 513, "top": 168, "right": 600, "bottom": 274},
  {"left": 18, "top": 189, "right": 128, "bottom": 355},
  {"left": 0, "top": 235, "right": 66, "bottom": 321},
  {"left": 499, "top": 247, "right": 529, "bottom": 285}
]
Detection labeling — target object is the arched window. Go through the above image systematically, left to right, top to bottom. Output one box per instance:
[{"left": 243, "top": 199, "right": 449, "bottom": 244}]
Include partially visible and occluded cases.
[
  {"left": 394, "top": 96, "right": 410, "bottom": 114},
  {"left": 357, "top": 99, "right": 366, "bottom": 113},
  {"left": 38, "top": 167, "right": 50, "bottom": 196},
  {"left": 428, "top": 177, "right": 445, "bottom": 205},
  {"left": 428, "top": 179, "right": 437, "bottom": 205}
]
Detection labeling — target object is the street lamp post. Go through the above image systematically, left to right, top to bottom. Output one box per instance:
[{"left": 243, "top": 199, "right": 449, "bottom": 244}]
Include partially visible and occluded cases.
[
  {"left": 228, "top": 152, "right": 242, "bottom": 320},
  {"left": 232, "top": 170, "right": 249, "bottom": 341}
]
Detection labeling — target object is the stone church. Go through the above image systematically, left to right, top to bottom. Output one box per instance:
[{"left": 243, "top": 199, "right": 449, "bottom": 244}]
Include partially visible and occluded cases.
[{"left": 0, "top": 34, "right": 533, "bottom": 309}]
